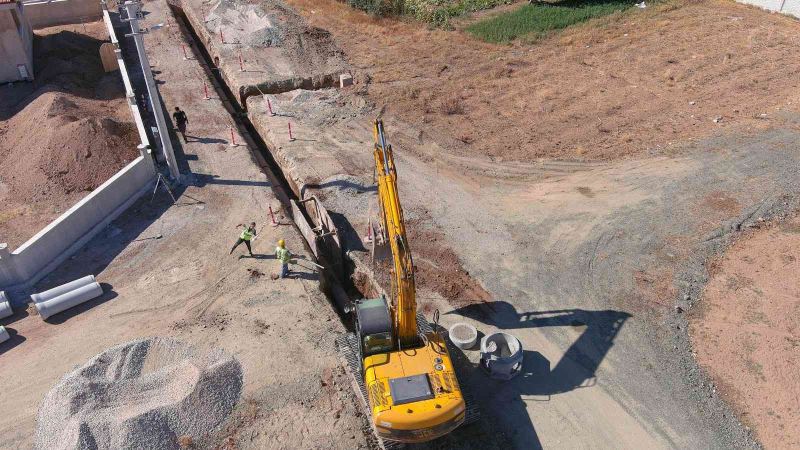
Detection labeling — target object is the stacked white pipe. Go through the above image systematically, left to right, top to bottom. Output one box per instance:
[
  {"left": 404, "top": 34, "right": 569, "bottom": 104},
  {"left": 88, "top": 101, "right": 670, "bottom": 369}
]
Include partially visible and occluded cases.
[
  {"left": 31, "top": 275, "right": 104, "bottom": 320},
  {"left": 0, "top": 291, "right": 13, "bottom": 320},
  {"left": 0, "top": 326, "right": 8, "bottom": 344}
]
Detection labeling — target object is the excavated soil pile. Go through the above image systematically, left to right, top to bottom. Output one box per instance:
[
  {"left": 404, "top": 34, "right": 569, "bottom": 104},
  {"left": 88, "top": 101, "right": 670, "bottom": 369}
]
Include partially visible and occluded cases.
[
  {"left": 203, "top": 0, "right": 348, "bottom": 80},
  {"left": 0, "top": 22, "right": 138, "bottom": 248},
  {"left": 0, "top": 93, "right": 137, "bottom": 202},
  {"left": 34, "top": 337, "right": 242, "bottom": 450}
]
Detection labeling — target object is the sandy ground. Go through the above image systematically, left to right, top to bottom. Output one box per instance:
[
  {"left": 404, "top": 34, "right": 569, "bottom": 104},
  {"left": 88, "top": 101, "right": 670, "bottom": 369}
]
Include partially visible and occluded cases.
[
  {"left": 3, "top": 0, "right": 799, "bottom": 448},
  {"left": 223, "top": 0, "right": 800, "bottom": 447},
  {"left": 0, "top": 4, "right": 368, "bottom": 449},
  {"left": 0, "top": 22, "right": 138, "bottom": 250},
  {"left": 690, "top": 215, "right": 800, "bottom": 450}
]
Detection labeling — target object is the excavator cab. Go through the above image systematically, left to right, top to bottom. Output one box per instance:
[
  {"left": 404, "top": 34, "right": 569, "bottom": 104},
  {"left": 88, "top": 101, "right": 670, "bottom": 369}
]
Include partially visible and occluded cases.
[{"left": 354, "top": 296, "right": 393, "bottom": 359}]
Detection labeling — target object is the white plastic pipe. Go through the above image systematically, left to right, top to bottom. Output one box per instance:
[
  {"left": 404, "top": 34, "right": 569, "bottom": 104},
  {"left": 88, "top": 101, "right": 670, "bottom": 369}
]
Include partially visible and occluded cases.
[
  {"left": 30, "top": 275, "right": 97, "bottom": 304},
  {"left": 35, "top": 281, "right": 103, "bottom": 320},
  {"left": 0, "top": 291, "right": 12, "bottom": 320},
  {"left": 0, "top": 326, "right": 9, "bottom": 344}
]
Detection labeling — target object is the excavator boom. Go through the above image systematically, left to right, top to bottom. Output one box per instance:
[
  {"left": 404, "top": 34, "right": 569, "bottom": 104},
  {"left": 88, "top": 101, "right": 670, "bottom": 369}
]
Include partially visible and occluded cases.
[{"left": 372, "top": 120, "right": 418, "bottom": 347}]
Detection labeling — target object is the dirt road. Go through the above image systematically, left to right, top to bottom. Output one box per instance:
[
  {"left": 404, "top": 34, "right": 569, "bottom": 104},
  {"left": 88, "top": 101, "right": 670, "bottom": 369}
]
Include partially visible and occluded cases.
[
  {"left": 206, "top": 0, "right": 800, "bottom": 446},
  {"left": 255, "top": 1, "right": 800, "bottom": 447},
  {"left": 0, "top": 4, "right": 368, "bottom": 448}
]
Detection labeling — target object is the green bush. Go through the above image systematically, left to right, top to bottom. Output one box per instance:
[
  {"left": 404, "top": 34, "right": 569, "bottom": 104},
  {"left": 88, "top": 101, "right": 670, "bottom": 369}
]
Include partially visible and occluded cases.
[
  {"left": 344, "top": 0, "right": 507, "bottom": 27},
  {"left": 345, "top": 0, "right": 404, "bottom": 16},
  {"left": 406, "top": 0, "right": 507, "bottom": 27},
  {"left": 467, "top": 0, "right": 636, "bottom": 43}
]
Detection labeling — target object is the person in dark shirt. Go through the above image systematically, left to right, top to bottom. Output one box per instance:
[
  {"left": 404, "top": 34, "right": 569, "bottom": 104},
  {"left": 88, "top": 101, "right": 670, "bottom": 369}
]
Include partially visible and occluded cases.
[{"left": 172, "top": 107, "right": 189, "bottom": 143}]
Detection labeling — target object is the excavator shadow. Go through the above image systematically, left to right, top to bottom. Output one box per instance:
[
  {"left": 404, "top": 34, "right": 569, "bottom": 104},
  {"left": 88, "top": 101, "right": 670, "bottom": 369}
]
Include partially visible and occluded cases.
[{"left": 437, "top": 302, "right": 631, "bottom": 449}]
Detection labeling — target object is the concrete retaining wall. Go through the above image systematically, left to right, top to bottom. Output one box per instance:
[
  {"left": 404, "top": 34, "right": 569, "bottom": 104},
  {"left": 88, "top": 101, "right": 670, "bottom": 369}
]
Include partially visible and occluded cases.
[
  {"left": 22, "top": 0, "right": 102, "bottom": 29},
  {"left": 737, "top": 0, "right": 800, "bottom": 18},
  {"left": 0, "top": 2, "right": 155, "bottom": 303},
  {"left": 0, "top": 157, "right": 155, "bottom": 295}
]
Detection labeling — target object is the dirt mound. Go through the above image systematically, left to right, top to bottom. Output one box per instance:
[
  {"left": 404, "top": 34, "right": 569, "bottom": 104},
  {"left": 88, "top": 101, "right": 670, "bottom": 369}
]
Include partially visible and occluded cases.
[
  {"left": 205, "top": 0, "right": 348, "bottom": 77},
  {"left": 0, "top": 22, "right": 136, "bottom": 248},
  {"left": 0, "top": 92, "right": 138, "bottom": 203},
  {"left": 407, "top": 226, "right": 493, "bottom": 310},
  {"left": 34, "top": 338, "right": 243, "bottom": 450}
]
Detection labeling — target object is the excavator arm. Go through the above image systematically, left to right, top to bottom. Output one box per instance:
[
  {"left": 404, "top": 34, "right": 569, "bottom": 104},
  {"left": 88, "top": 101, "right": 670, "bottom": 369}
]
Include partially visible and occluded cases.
[{"left": 373, "top": 119, "right": 418, "bottom": 348}]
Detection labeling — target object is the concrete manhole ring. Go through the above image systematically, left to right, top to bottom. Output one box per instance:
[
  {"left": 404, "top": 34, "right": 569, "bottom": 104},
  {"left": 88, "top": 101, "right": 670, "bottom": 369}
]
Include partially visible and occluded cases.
[{"left": 449, "top": 322, "right": 478, "bottom": 349}]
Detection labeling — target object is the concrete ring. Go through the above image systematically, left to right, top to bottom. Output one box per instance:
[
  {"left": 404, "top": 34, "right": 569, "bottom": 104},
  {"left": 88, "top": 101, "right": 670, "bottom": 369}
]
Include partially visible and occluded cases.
[{"left": 448, "top": 322, "right": 478, "bottom": 350}]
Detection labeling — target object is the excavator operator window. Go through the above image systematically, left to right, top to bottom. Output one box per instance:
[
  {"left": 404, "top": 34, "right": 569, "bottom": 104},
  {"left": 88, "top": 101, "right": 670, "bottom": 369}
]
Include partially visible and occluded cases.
[{"left": 364, "top": 332, "right": 392, "bottom": 355}]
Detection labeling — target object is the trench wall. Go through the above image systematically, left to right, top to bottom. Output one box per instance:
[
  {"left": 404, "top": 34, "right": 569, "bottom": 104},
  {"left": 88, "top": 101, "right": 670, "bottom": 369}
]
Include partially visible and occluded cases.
[
  {"left": 22, "top": 0, "right": 102, "bottom": 29},
  {"left": 737, "top": 0, "right": 800, "bottom": 18},
  {"left": 0, "top": 3, "right": 156, "bottom": 303}
]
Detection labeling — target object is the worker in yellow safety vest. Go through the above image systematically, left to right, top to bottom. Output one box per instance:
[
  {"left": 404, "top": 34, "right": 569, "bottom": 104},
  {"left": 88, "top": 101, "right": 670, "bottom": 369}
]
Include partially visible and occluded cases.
[
  {"left": 230, "top": 222, "right": 257, "bottom": 256},
  {"left": 275, "top": 239, "right": 291, "bottom": 278}
]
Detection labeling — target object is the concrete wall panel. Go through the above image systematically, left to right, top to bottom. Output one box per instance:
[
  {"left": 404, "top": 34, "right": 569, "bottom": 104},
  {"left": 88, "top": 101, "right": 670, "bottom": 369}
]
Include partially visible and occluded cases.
[
  {"left": 23, "top": 0, "right": 102, "bottom": 29},
  {"left": 737, "top": 0, "right": 800, "bottom": 18},
  {"left": 782, "top": 0, "right": 800, "bottom": 17},
  {"left": 0, "top": 6, "right": 33, "bottom": 83},
  {"left": 0, "top": 157, "right": 155, "bottom": 295}
]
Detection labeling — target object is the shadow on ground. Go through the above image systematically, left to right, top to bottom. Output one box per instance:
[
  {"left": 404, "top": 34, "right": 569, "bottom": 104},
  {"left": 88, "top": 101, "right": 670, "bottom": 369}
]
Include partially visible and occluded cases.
[
  {"left": 426, "top": 302, "right": 630, "bottom": 449},
  {"left": 0, "top": 327, "right": 26, "bottom": 355}
]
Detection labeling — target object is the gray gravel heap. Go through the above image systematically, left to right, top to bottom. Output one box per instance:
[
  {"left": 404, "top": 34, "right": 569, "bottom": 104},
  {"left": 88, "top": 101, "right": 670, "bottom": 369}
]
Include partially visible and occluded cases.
[{"left": 34, "top": 337, "right": 242, "bottom": 450}]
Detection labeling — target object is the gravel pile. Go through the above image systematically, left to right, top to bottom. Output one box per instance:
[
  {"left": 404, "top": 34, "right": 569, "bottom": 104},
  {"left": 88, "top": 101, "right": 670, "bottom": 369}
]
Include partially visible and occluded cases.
[{"left": 34, "top": 337, "right": 242, "bottom": 450}]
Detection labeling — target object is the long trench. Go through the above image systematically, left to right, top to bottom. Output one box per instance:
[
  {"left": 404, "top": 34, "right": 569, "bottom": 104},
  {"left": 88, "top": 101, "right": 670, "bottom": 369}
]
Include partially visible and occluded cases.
[{"left": 167, "top": 3, "right": 363, "bottom": 326}]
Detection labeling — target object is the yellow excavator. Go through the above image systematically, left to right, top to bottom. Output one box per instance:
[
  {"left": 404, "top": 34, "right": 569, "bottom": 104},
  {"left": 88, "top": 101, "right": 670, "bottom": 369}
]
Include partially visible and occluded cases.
[{"left": 343, "top": 120, "right": 466, "bottom": 443}]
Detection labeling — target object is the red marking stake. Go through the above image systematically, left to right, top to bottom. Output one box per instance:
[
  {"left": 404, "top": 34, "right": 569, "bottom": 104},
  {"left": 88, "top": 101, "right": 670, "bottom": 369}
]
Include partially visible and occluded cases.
[
  {"left": 181, "top": 44, "right": 189, "bottom": 60},
  {"left": 203, "top": 81, "right": 210, "bottom": 100},
  {"left": 266, "top": 98, "right": 275, "bottom": 116},
  {"left": 288, "top": 123, "right": 295, "bottom": 141},
  {"left": 229, "top": 125, "right": 237, "bottom": 146},
  {"left": 269, "top": 206, "right": 279, "bottom": 227}
]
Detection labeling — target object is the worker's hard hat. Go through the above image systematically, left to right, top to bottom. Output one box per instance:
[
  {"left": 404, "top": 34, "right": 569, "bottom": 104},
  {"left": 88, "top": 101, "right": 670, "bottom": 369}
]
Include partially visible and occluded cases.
[{"left": 278, "top": 239, "right": 285, "bottom": 248}]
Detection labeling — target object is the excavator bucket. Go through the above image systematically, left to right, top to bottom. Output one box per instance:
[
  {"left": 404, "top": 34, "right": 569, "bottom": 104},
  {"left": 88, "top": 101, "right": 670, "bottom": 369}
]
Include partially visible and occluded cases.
[{"left": 370, "top": 224, "right": 391, "bottom": 263}]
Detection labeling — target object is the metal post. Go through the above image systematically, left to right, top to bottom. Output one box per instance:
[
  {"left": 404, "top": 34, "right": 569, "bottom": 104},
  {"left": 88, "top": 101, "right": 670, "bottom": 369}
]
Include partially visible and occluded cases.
[{"left": 123, "top": 1, "right": 181, "bottom": 184}]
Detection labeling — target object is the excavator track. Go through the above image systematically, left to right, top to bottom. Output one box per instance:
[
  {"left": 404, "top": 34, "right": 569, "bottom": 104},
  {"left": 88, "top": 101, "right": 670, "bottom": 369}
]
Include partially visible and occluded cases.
[{"left": 336, "top": 313, "right": 481, "bottom": 450}]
